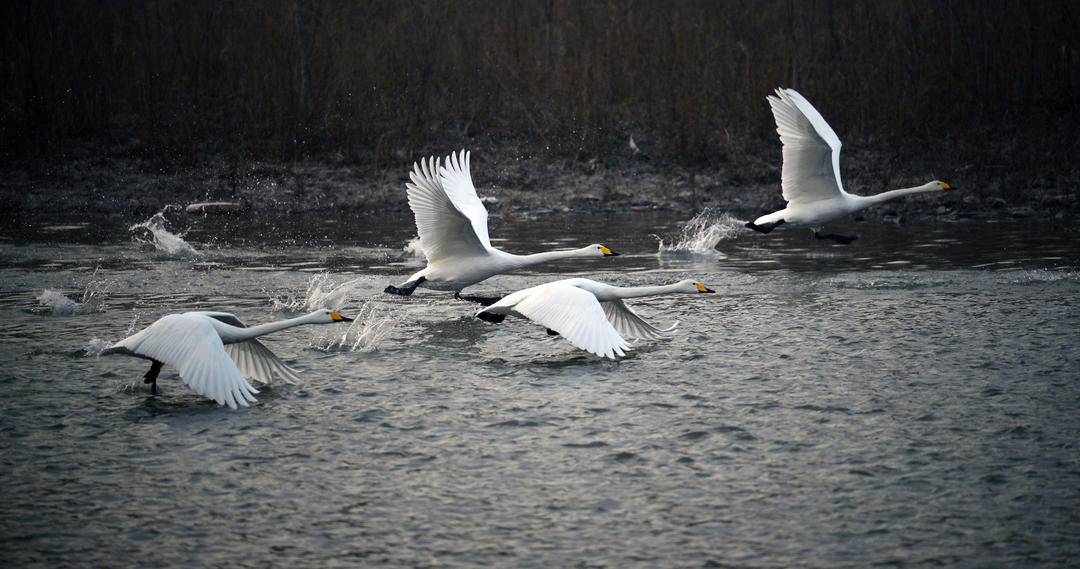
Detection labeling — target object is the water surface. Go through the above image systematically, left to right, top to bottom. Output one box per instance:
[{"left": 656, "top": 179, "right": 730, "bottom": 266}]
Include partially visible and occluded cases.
[{"left": 1, "top": 211, "right": 1078, "bottom": 567}]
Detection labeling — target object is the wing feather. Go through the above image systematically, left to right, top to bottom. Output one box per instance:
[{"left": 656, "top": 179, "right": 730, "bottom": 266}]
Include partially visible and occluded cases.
[
  {"left": 768, "top": 88, "right": 846, "bottom": 204},
  {"left": 438, "top": 150, "right": 493, "bottom": 248},
  {"left": 406, "top": 155, "right": 490, "bottom": 261},
  {"left": 507, "top": 282, "right": 630, "bottom": 360},
  {"left": 601, "top": 299, "right": 678, "bottom": 340},
  {"left": 197, "top": 311, "right": 247, "bottom": 328},
  {"left": 117, "top": 313, "right": 259, "bottom": 409},
  {"left": 224, "top": 340, "right": 303, "bottom": 385}
]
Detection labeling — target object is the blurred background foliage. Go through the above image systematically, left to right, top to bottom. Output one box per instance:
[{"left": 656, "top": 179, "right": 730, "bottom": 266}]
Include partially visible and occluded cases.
[{"left": 2, "top": 0, "right": 1078, "bottom": 168}]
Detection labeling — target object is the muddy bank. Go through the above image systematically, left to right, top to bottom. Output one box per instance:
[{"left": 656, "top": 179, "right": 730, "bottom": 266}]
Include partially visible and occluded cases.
[{"left": 3, "top": 140, "right": 1077, "bottom": 226}]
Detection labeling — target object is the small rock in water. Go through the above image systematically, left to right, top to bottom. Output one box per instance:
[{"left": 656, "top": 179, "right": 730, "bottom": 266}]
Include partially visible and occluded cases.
[{"left": 185, "top": 201, "right": 243, "bottom": 214}]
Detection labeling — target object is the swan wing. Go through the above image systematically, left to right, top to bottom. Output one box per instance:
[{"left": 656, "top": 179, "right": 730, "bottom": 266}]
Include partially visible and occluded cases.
[
  {"left": 768, "top": 88, "right": 847, "bottom": 204},
  {"left": 438, "top": 150, "right": 492, "bottom": 248},
  {"left": 406, "top": 155, "right": 490, "bottom": 261},
  {"left": 510, "top": 282, "right": 631, "bottom": 360},
  {"left": 601, "top": 299, "right": 678, "bottom": 340},
  {"left": 194, "top": 311, "right": 300, "bottom": 384},
  {"left": 196, "top": 311, "right": 307, "bottom": 384},
  {"left": 197, "top": 311, "right": 246, "bottom": 327},
  {"left": 118, "top": 313, "right": 259, "bottom": 409},
  {"left": 223, "top": 339, "right": 303, "bottom": 385}
]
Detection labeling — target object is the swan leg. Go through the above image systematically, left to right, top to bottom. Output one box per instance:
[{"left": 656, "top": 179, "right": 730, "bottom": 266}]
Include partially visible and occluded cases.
[
  {"left": 745, "top": 219, "right": 785, "bottom": 234},
  {"left": 812, "top": 230, "right": 858, "bottom": 245},
  {"left": 384, "top": 276, "right": 426, "bottom": 296},
  {"left": 454, "top": 291, "right": 500, "bottom": 306},
  {"left": 546, "top": 328, "right": 560, "bottom": 336},
  {"left": 143, "top": 360, "right": 163, "bottom": 395}
]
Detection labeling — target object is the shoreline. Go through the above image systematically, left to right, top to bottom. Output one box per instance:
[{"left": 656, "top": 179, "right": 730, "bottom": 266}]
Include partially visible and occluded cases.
[{"left": 3, "top": 144, "right": 1077, "bottom": 226}]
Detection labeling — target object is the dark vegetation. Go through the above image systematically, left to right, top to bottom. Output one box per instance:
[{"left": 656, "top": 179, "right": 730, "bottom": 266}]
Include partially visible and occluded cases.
[{"left": 2, "top": 0, "right": 1078, "bottom": 216}]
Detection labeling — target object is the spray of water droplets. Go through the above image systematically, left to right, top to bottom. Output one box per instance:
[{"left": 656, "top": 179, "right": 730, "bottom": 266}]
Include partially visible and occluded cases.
[
  {"left": 129, "top": 207, "right": 200, "bottom": 258},
  {"left": 656, "top": 209, "right": 747, "bottom": 255},
  {"left": 404, "top": 236, "right": 426, "bottom": 259},
  {"left": 36, "top": 267, "right": 111, "bottom": 316},
  {"left": 271, "top": 273, "right": 363, "bottom": 312},
  {"left": 308, "top": 302, "right": 397, "bottom": 352},
  {"left": 85, "top": 312, "right": 140, "bottom": 358}
]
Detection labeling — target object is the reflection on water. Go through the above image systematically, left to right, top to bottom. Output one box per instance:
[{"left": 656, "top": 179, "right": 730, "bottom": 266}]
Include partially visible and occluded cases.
[{"left": 0, "top": 210, "right": 1078, "bottom": 567}]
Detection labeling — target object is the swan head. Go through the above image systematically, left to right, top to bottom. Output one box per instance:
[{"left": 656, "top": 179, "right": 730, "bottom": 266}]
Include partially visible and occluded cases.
[
  {"left": 929, "top": 180, "right": 956, "bottom": 191},
  {"left": 588, "top": 244, "right": 620, "bottom": 257},
  {"left": 676, "top": 279, "right": 715, "bottom": 294},
  {"left": 308, "top": 309, "right": 354, "bottom": 323}
]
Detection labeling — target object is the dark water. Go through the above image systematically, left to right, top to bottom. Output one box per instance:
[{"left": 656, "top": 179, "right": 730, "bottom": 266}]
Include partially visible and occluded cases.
[{"left": 1, "top": 210, "right": 1079, "bottom": 567}]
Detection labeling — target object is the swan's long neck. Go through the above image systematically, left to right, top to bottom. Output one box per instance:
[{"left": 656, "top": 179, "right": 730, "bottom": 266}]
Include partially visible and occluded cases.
[
  {"left": 859, "top": 184, "right": 939, "bottom": 207},
  {"left": 508, "top": 247, "right": 593, "bottom": 268},
  {"left": 609, "top": 283, "right": 685, "bottom": 300},
  {"left": 229, "top": 315, "right": 316, "bottom": 342}
]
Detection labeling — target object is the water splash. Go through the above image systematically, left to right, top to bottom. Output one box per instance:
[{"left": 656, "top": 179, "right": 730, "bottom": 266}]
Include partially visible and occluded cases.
[
  {"left": 129, "top": 208, "right": 200, "bottom": 258},
  {"left": 657, "top": 209, "right": 746, "bottom": 255},
  {"left": 404, "top": 236, "right": 426, "bottom": 259},
  {"left": 77, "top": 267, "right": 110, "bottom": 313},
  {"left": 35, "top": 268, "right": 111, "bottom": 315},
  {"left": 1006, "top": 269, "right": 1080, "bottom": 284},
  {"left": 272, "top": 273, "right": 362, "bottom": 312},
  {"left": 36, "top": 290, "right": 80, "bottom": 315},
  {"left": 309, "top": 302, "right": 396, "bottom": 352},
  {"left": 86, "top": 313, "right": 139, "bottom": 358},
  {"left": 84, "top": 338, "right": 112, "bottom": 357}
]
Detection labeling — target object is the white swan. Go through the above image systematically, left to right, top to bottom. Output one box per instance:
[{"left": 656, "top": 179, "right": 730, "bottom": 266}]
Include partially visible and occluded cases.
[
  {"left": 746, "top": 88, "right": 955, "bottom": 244},
  {"left": 385, "top": 150, "right": 619, "bottom": 304},
  {"left": 475, "top": 278, "right": 714, "bottom": 359},
  {"left": 102, "top": 309, "right": 352, "bottom": 409}
]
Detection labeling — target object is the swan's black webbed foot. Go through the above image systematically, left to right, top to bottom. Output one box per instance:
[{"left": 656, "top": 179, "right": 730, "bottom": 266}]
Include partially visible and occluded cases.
[
  {"left": 745, "top": 219, "right": 785, "bottom": 234},
  {"left": 813, "top": 231, "right": 858, "bottom": 245},
  {"left": 384, "top": 276, "right": 426, "bottom": 296},
  {"left": 454, "top": 292, "right": 500, "bottom": 306},
  {"left": 476, "top": 312, "right": 506, "bottom": 324},
  {"left": 546, "top": 329, "right": 560, "bottom": 336},
  {"left": 143, "top": 360, "right": 163, "bottom": 395}
]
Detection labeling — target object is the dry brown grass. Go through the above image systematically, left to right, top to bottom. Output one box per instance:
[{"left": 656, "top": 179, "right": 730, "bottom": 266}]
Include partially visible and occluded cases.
[{"left": 2, "top": 0, "right": 1078, "bottom": 174}]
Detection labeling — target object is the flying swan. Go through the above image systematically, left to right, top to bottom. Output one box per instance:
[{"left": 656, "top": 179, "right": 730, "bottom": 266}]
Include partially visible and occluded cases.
[
  {"left": 746, "top": 88, "right": 955, "bottom": 244},
  {"left": 385, "top": 150, "right": 619, "bottom": 304},
  {"left": 475, "top": 278, "right": 714, "bottom": 359},
  {"left": 102, "top": 309, "right": 353, "bottom": 409}
]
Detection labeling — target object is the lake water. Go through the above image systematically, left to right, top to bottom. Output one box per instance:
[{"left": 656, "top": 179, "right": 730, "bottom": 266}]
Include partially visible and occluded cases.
[{"left": 1, "top": 209, "right": 1078, "bottom": 567}]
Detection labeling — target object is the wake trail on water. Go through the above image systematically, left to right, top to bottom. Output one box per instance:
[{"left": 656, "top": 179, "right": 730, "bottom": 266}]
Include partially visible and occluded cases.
[
  {"left": 129, "top": 207, "right": 200, "bottom": 258},
  {"left": 656, "top": 209, "right": 747, "bottom": 256}
]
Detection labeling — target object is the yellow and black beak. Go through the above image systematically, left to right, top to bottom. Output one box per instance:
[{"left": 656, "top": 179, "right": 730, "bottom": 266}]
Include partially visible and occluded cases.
[
  {"left": 941, "top": 182, "right": 955, "bottom": 190},
  {"left": 599, "top": 245, "right": 620, "bottom": 256},
  {"left": 695, "top": 283, "right": 715, "bottom": 293},
  {"left": 330, "top": 311, "right": 354, "bottom": 322}
]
